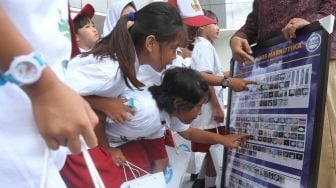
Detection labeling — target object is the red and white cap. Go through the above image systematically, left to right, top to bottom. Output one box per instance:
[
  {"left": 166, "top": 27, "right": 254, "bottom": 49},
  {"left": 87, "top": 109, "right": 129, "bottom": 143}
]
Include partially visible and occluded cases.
[
  {"left": 168, "top": 0, "right": 216, "bottom": 27},
  {"left": 72, "top": 4, "right": 95, "bottom": 21}
]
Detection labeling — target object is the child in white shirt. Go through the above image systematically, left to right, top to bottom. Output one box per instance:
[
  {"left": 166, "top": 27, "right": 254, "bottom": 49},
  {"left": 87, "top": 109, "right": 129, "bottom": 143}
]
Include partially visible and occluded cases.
[
  {"left": 103, "top": 0, "right": 136, "bottom": 37},
  {"left": 0, "top": 1, "right": 98, "bottom": 187},
  {"left": 65, "top": 2, "right": 186, "bottom": 174},
  {"left": 72, "top": 4, "right": 100, "bottom": 53},
  {"left": 189, "top": 9, "right": 225, "bottom": 188}
]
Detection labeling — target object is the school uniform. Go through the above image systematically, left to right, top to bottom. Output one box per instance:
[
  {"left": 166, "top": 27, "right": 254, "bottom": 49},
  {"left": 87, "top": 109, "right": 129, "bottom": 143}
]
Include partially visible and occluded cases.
[
  {"left": 0, "top": 1, "right": 71, "bottom": 187},
  {"left": 190, "top": 36, "right": 226, "bottom": 152},
  {"left": 137, "top": 48, "right": 191, "bottom": 88},
  {"left": 168, "top": 51, "right": 191, "bottom": 68},
  {"left": 65, "top": 53, "right": 189, "bottom": 160},
  {"left": 137, "top": 64, "right": 162, "bottom": 87}
]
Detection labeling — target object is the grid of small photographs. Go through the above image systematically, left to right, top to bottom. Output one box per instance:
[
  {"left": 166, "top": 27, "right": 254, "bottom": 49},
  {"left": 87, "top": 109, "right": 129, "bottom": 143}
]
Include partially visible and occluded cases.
[
  {"left": 231, "top": 65, "right": 312, "bottom": 109},
  {"left": 230, "top": 114, "right": 306, "bottom": 169},
  {"left": 226, "top": 153, "right": 302, "bottom": 187},
  {"left": 228, "top": 158, "right": 288, "bottom": 187},
  {"left": 228, "top": 173, "right": 263, "bottom": 188}
]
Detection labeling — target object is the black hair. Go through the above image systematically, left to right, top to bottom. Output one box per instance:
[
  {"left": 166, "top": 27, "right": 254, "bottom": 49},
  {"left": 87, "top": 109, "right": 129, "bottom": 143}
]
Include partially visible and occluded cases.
[
  {"left": 84, "top": 2, "right": 186, "bottom": 89},
  {"left": 203, "top": 9, "right": 218, "bottom": 24},
  {"left": 73, "top": 15, "right": 93, "bottom": 33},
  {"left": 149, "top": 67, "right": 210, "bottom": 114}
]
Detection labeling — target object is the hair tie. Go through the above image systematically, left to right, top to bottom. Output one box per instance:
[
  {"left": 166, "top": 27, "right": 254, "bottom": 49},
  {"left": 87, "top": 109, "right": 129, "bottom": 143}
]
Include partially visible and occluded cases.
[{"left": 128, "top": 12, "right": 136, "bottom": 21}]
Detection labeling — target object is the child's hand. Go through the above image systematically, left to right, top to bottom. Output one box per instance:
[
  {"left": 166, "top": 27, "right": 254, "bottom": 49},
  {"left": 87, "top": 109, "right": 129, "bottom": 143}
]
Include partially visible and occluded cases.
[
  {"left": 25, "top": 68, "right": 98, "bottom": 154},
  {"left": 228, "top": 78, "right": 257, "bottom": 92},
  {"left": 102, "top": 98, "right": 135, "bottom": 124},
  {"left": 220, "top": 133, "right": 249, "bottom": 149},
  {"left": 110, "top": 148, "right": 126, "bottom": 167}
]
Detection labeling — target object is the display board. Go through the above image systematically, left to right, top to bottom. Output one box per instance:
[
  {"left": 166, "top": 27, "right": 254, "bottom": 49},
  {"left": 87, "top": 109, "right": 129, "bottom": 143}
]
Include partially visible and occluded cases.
[{"left": 223, "top": 22, "right": 331, "bottom": 188}]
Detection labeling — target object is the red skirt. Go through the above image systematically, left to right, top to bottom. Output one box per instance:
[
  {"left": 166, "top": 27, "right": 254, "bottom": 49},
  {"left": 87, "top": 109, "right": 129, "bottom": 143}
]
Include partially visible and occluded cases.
[{"left": 60, "top": 141, "right": 150, "bottom": 188}]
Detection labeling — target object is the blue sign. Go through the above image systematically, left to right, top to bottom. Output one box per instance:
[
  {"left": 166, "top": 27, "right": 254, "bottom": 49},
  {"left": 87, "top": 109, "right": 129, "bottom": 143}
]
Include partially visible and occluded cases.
[{"left": 224, "top": 24, "right": 330, "bottom": 188}]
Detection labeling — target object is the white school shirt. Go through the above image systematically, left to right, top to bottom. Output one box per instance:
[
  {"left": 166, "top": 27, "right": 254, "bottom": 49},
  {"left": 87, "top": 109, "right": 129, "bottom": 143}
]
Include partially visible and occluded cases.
[
  {"left": 0, "top": 1, "right": 71, "bottom": 187},
  {"left": 190, "top": 36, "right": 225, "bottom": 130},
  {"left": 167, "top": 49, "right": 191, "bottom": 68},
  {"left": 137, "top": 50, "right": 191, "bottom": 88},
  {"left": 65, "top": 54, "right": 128, "bottom": 97},
  {"left": 64, "top": 55, "right": 163, "bottom": 147},
  {"left": 65, "top": 58, "right": 188, "bottom": 147},
  {"left": 137, "top": 64, "right": 163, "bottom": 87},
  {"left": 104, "top": 89, "right": 163, "bottom": 147},
  {"left": 105, "top": 90, "right": 190, "bottom": 147},
  {"left": 105, "top": 98, "right": 190, "bottom": 147},
  {"left": 160, "top": 111, "right": 190, "bottom": 133}
]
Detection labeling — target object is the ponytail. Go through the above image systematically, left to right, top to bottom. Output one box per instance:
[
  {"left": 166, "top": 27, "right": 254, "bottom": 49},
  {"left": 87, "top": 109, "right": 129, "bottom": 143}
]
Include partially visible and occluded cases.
[
  {"left": 83, "top": 2, "right": 185, "bottom": 89},
  {"left": 83, "top": 13, "right": 143, "bottom": 89},
  {"left": 110, "top": 15, "right": 143, "bottom": 89}
]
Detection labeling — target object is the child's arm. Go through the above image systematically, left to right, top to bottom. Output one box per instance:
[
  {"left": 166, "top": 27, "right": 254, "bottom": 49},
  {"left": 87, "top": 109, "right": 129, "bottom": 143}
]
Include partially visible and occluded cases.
[
  {"left": 0, "top": 7, "right": 98, "bottom": 153},
  {"left": 223, "top": 71, "right": 231, "bottom": 78},
  {"left": 200, "top": 72, "right": 257, "bottom": 92},
  {"left": 208, "top": 86, "right": 224, "bottom": 123},
  {"left": 85, "top": 96, "right": 135, "bottom": 124},
  {"left": 93, "top": 110, "right": 126, "bottom": 167},
  {"left": 93, "top": 110, "right": 110, "bottom": 149},
  {"left": 178, "top": 127, "right": 248, "bottom": 148},
  {"left": 110, "top": 148, "right": 126, "bottom": 167}
]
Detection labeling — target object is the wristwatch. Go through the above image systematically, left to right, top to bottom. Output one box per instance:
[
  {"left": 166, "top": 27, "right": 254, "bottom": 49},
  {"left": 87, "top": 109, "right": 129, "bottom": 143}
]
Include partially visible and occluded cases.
[
  {"left": 3, "top": 52, "right": 46, "bottom": 86},
  {"left": 0, "top": 74, "right": 6, "bottom": 86},
  {"left": 221, "top": 77, "right": 230, "bottom": 89}
]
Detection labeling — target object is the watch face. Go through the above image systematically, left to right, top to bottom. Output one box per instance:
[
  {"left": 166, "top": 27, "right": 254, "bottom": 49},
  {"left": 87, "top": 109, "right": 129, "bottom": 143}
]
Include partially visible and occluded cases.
[
  {"left": 13, "top": 61, "right": 39, "bottom": 83},
  {"left": 222, "top": 79, "right": 229, "bottom": 88}
]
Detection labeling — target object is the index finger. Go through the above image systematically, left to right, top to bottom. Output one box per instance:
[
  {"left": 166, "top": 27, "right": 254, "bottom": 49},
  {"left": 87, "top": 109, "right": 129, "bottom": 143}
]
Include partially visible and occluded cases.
[
  {"left": 282, "top": 25, "right": 292, "bottom": 42},
  {"left": 289, "top": 25, "right": 297, "bottom": 39},
  {"left": 241, "top": 39, "right": 253, "bottom": 55},
  {"left": 239, "top": 52, "right": 255, "bottom": 63},
  {"left": 246, "top": 80, "right": 258, "bottom": 85},
  {"left": 119, "top": 98, "right": 128, "bottom": 103},
  {"left": 81, "top": 106, "right": 99, "bottom": 149},
  {"left": 128, "top": 107, "right": 136, "bottom": 115},
  {"left": 80, "top": 123, "right": 98, "bottom": 149},
  {"left": 81, "top": 128, "right": 98, "bottom": 149},
  {"left": 240, "top": 133, "right": 248, "bottom": 142},
  {"left": 67, "top": 134, "right": 81, "bottom": 154}
]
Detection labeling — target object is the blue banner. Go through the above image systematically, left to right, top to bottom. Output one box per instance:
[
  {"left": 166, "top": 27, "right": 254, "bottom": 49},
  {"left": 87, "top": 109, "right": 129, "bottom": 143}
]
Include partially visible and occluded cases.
[{"left": 225, "top": 27, "right": 327, "bottom": 188}]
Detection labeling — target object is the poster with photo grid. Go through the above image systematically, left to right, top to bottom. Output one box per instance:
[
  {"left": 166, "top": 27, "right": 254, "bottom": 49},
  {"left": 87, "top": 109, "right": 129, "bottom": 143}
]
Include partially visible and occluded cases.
[{"left": 223, "top": 22, "right": 331, "bottom": 188}]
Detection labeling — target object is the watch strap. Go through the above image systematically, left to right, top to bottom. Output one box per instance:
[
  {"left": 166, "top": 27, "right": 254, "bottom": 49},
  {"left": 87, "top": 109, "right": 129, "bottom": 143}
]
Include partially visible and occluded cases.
[
  {"left": 4, "top": 52, "right": 46, "bottom": 86},
  {"left": 32, "top": 52, "right": 46, "bottom": 68},
  {"left": 0, "top": 73, "right": 6, "bottom": 86},
  {"left": 4, "top": 74, "right": 19, "bottom": 85},
  {"left": 221, "top": 77, "right": 229, "bottom": 88}
]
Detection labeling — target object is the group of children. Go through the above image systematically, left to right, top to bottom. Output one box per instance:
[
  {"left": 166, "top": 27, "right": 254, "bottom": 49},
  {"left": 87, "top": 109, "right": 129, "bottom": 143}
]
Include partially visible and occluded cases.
[
  {"left": 0, "top": 0, "right": 252, "bottom": 188},
  {"left": 67, "top": 1, "right": 253, "bottom": 187}
]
